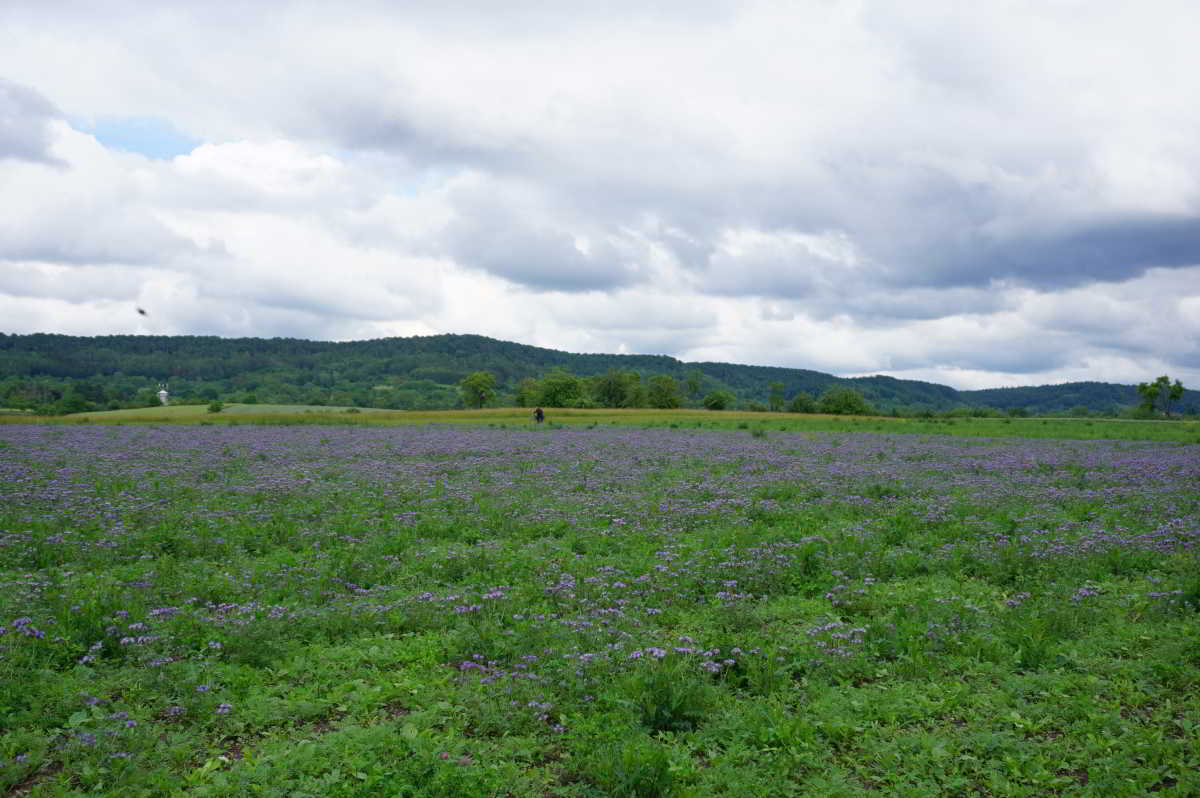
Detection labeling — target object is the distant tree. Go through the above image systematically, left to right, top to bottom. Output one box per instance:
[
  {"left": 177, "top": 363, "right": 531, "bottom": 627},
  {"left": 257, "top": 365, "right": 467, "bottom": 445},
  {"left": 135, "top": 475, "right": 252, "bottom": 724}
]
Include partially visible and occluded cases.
[
  {"left": 539, "top": 368, "right": 583, "bottom": 407},
  {"left": 684, "top": 369, "right": 705, "bottom": 400},
  {"left": 591, "top": 370, "right": 638, "bottom": 408},
  {"left": 460, "top": 371, "right": 496, "bottom": 409},
  {"left": 620, "top": 374, "right": 647, "bottom": 408},
  {"left": 647, "top": 375, "right": 682, "bottom": 409},
  {"left": 1137, "top": 375, "right": 1185, "bottom": 418},
  {"left": 514, "top": 378, "right": 541, "bottom": 407},
  {"left": 73, "top": 380, "right": 106, "bottom": 403},
  {"left": 768, "top": 381, "right": 785, "bottom": 412},
  {"left": 817, "top": 386, "right": 874, "bottom": 416},
  {"left": 58, "top": 387, "right": 90, "bottom": 414},
  {"left": 137, "top": 389, "right": 162, "bottom": 408},
  {"left": 703, "top": 390, "right": 735, "bottom": 410},
  {"left": 787, "top": 392, "right": 816, "bottom": 413},
  {"left": 207, "top": 401, "right": 224, "bottom": 413}
]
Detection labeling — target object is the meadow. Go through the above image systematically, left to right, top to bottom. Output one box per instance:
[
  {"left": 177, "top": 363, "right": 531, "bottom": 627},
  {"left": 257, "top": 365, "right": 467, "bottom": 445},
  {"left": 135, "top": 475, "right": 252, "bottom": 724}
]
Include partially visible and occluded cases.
[
  {"left": 11, "top": 403, "right": 1200, "bottom": 445},
  {"left": 1, "top": 421, "right": 1197, "bottom": 796}
]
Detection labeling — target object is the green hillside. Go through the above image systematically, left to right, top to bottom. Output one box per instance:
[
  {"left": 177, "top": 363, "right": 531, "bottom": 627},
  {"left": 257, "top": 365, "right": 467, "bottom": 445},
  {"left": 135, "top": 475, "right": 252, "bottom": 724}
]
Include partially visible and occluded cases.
[
  {"left": 0, "top": 331, "right": 1195, "bottom": 416},
  {"left": 959, "top": 381, "right": 1145, "bottom": 414}
]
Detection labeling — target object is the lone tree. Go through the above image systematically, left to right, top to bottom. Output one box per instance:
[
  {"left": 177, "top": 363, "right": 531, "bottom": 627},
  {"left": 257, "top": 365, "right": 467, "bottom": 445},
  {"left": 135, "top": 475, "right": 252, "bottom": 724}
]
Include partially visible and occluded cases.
[
  {"left": 460, "top": 371, "right": 496, "bottom": 409},
  {"left": 1137, "top": 375, "right": 1185, "bottom": 418}
]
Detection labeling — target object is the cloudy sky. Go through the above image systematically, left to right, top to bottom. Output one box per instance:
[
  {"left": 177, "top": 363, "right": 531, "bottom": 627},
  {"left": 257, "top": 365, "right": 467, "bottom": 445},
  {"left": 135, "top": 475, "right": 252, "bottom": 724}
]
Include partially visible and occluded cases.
[{"left": 2, "top": 1, "right": 1199, "bottom": 389}]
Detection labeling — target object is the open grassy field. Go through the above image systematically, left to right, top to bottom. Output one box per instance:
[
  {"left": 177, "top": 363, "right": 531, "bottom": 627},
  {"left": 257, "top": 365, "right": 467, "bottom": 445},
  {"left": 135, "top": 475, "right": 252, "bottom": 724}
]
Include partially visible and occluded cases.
[
  {"left": 6, "top": 404, "right": 1200, "bottom": 444},
  {"left": 64, "top": 404, "right": 395, "bottom": 420},
  {"left": 1, "top": 421, "right": 1197, "bottom": 796}
]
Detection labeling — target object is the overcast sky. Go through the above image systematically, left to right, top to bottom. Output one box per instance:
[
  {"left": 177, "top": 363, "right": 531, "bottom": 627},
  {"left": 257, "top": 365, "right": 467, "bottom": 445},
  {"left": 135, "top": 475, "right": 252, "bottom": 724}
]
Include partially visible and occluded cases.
[{"left": 2, "top": 1, "right": 1199, "bottom": 389}]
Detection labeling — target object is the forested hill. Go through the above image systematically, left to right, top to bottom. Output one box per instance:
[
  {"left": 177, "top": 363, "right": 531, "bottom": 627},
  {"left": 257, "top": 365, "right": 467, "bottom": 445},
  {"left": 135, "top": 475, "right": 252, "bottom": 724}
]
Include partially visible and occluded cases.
[
  {"left": 0, "top": 332, "right": 1195, "bottom": 416},
  {"left": 959, "top": 382, "right": 1145, "bottom": 413}
]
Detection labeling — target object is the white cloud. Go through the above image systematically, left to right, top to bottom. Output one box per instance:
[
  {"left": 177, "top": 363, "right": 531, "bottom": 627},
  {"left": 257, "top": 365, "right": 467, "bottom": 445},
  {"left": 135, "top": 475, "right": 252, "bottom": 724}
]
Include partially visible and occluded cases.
[
  {"left": 2, "top": 1, "right": 1200, "bottom": 389},
  {"left": 0, "top": 122, "right": 199, "bottom": 265}
]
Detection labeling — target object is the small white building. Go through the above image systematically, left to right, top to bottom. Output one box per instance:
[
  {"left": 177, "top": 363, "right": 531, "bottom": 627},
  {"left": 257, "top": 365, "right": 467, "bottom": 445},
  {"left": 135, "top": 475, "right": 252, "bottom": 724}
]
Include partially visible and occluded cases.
[{"left": 157, "top": 385, "right": 170, "bottom": 406}]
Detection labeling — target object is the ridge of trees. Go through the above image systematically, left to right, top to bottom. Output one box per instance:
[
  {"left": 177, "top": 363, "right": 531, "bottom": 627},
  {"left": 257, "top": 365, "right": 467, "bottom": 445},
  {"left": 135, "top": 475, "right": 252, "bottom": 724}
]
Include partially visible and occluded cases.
[{"left": 0, "top": 332, "right": 1194, "bottom": 417}]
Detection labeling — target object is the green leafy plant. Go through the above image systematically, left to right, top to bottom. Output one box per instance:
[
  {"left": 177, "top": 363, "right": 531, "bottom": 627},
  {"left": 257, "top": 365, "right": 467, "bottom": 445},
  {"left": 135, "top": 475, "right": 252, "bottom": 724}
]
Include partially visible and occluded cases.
[
  {"left": 622, "top": 660, "right": 714, "bottom": 733},
  {"left": 584, "top": 737, "right": 677, "bottom": 798}
]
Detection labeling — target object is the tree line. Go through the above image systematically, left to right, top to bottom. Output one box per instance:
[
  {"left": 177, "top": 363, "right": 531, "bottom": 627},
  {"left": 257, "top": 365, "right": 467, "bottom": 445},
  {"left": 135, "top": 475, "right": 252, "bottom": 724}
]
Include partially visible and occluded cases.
[
  {"left": 0, "top": 332, "right": 1194, "bottom": 417},
  {"left": 462, "top": 367, "right": 879, "bottom": 415}
]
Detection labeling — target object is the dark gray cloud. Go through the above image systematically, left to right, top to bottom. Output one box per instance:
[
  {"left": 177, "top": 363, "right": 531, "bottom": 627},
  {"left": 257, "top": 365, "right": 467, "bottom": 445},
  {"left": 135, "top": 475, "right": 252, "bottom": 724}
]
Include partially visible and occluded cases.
[
  {"left": 0, "top": 78, "right": 63, "bottom": 165},
  {"left": 298, "top": 83, "right": 528, "bottom": 170},
  {"left": 660, "top": 170, "right": 1200, "bottom": 311},
  {"left": 442, "top": 180, "right": 644, "bottom": 292},
  {"left": 0, "top": 206, "right": 203, "bottom": 266},
  {"left": 956, "top": 214, "right": 1200, "bottom": 288},
  {"left": 446, "top": 217, "right": 638, "bottom": 293},
  {"left": 701, "top": 237, "right": 844, "bottom": 300},
  {"left": 0, "top": 262, "right": 144, "bottom": 303},
  {"left": 834, "top": 286, "right": 1013, "bottom": 325},
  {"left": 1174, "top": 343, "right": 1200, "bottom": 369}
]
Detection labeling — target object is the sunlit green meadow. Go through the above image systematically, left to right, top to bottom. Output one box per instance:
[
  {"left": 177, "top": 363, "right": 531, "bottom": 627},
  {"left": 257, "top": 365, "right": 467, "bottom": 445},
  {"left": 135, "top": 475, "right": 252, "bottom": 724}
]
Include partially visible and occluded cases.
[{"left": 6, "top": 404, "right": 1200, "bottom": 444}]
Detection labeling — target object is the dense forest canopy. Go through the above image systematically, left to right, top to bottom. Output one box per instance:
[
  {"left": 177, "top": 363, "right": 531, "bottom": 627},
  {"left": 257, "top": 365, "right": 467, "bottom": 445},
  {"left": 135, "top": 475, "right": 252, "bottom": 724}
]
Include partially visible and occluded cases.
[{"left": 0, "top": 332, "right": 1195, "bottom": 417}]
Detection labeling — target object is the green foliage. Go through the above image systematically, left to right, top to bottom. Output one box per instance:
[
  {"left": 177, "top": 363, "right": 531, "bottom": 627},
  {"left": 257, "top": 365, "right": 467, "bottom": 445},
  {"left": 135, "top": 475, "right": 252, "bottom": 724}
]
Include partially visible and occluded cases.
[
  {"left": 2, "top": 332, "right": 1197, "bottom": 415},
  {"left": 537, "top": 368, "right": 584, "bottom": 407},
  {"left": 589, "top": 370, "right": 648, "bottom": 408},
  {"left": 591, "top": 370, "right": 631, "bottom": 408},
  {"left": 458, "top": 371, "right": 496, "bottom": 409},
  {"left": 646, "top": 375, "right": 682, "bottom": 409},
  {"left": 1137, "top": 375, "right": 1186, "bottom": 417},
  {"left": 513, "top": 378, "right": 541, "bottom": 407},
  {"left": 768, "top": 381, "right": 785, "bottom": 412},
  {"left": 817, "top": 386, "right": 874, "bottom": 415},
  {"left": 703, "top": 390, "right": 735, "bottom": 410},
  {"left": 787, "top": 391, "right": 816, "bottom": 413},
  {"left": 207, "top": 401, "right": 224, "bottom": 413},
  {"left": 2, "top": 424, "right": 1199, "bottom": 795},
  {"left": 622, "top": 661, "right": 714, "bottom": 733},
  {"left": 584, "top": 737, "right": 677, "bottom": 798}
]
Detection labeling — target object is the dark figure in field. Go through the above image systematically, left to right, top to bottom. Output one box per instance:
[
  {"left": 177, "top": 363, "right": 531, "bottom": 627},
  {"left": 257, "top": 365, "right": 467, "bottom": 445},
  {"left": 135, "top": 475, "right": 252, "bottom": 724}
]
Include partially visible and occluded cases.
[{"left": 534, "top": 407, "right": 545, "bottom": 424}]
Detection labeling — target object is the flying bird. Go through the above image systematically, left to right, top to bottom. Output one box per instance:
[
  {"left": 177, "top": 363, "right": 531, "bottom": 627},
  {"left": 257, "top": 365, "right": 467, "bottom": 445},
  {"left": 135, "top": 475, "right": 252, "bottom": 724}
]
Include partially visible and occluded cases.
[{"left": 137, "top": 307, "right": 148, "bottom": 316}]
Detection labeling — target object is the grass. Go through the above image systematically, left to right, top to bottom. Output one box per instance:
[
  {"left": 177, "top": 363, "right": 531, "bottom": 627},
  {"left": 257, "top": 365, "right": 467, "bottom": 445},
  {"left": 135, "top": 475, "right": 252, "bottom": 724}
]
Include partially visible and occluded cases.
[
  {"left": 5, "top": 404, "right": 1199, "bottom": 444},
  {"left": 66, "top": 404, "right": 394, "bottom": 420},
  {"left": 0, "top": 422, "right": 1197, "bottom": 796}
]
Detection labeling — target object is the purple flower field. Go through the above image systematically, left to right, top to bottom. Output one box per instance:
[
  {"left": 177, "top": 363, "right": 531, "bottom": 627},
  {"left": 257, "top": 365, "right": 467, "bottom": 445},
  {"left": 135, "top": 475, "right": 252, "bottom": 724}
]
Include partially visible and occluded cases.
[{"left": 1, "top": 423, "right": 1198, "bottom": 796}]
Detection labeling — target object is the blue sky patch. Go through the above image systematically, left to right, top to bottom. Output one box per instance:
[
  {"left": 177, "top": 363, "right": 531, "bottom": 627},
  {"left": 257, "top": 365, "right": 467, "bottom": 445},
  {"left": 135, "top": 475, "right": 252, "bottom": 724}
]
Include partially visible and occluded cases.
[{"left": 82, "top": 115, "right": 200, "bottom": 159}]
